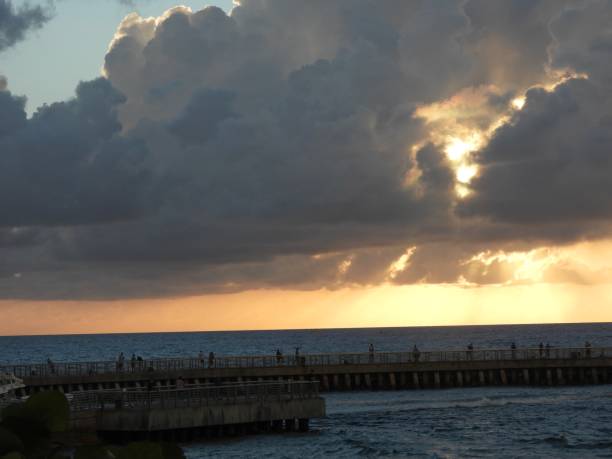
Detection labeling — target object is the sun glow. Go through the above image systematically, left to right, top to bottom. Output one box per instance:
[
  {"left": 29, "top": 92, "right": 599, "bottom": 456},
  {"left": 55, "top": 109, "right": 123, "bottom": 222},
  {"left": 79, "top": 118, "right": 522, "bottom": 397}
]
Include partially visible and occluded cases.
[
  {"left": 511, "top": 97, "right": 526, "bottom": 110},
  {"left": 444, "top": 135, "right": 482, "bottom": 161},
  {"left": 456, "top": 164, "right": 478, "bottom": 184},
  {"left": 387, "top": 247, "right": 417, "bottom": 280},
  {"left": 465, "top": 249, "right": 562, "bottom": 283}
]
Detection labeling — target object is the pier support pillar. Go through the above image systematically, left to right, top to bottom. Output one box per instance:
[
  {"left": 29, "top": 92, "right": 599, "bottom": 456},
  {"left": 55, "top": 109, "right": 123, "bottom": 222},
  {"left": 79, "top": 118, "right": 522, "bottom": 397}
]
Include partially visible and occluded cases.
[
  {"left": 556, "top": 368, "right": 565, "bottom": 385},
  {"left": 592, "top": 368, "right": 599, "bottom": 384},
  {"left": 500, "top": 369, "right": 508, "bottom": 385},
  {"left": 523, "top": 369, "right": 530, "bottom": 385},
  {"left": 546, "top": 369, "right": 553, "bottom": 386},
  {"left": 456, "top": 371, "right": 464, "bottom": 387},
  {"left": 478, "top": 371, "right": 485, "bottom": 386},
  {"left": 400, "top": 372, "right": 407, "bottom": 388},
  {"left": 412, "top": 372, "right": 420, "bottom": 389},
  {"left": 434, "top": 372, "right": 441, "bottom": 389},
  {"left": 389, "top": 373, "right": 397, "bottom": 390},
  {"left": 333, "top": 374, "right": 339, "bottom": 390},
  {"left": 344, "top": 374, "right": 352, "bottom": 390},
  {"left": 355, "top": 374, "right": 361, "bottom": 389},
  {"left": 365, "top": 374, "right": 372, "bottom": 390},
  {"left": 321, "top": 375, "right": 330, "bottom": 391},
  {"left": 285, "top": 419, "right": 297, "bottom": 431},
  {"left": 298, "top": 419, "right": 310, "bottom": 432},
  {"left": 272, "top": 420, "right": 284, "bottom": 431}
]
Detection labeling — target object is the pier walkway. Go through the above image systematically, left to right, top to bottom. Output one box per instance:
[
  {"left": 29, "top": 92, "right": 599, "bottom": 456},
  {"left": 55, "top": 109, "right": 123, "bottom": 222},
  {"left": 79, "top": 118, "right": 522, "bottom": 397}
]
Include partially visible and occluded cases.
[{"left": 4, "top": 346, "right": 612, "bottom": 394}]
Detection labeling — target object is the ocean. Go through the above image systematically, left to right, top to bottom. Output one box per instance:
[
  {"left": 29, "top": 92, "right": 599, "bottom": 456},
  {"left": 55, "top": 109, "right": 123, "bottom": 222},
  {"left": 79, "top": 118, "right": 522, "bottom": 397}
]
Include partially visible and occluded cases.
[{"left": 2, "top": 323, "right": 612, "bottom": 458}]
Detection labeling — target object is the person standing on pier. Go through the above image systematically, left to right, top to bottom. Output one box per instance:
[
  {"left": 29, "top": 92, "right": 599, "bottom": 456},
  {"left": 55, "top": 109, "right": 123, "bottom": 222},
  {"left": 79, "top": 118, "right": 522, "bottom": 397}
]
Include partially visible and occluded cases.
[
  {"left": 585, "top": 341, "right": 592, "bottom": 358},
  {"left": 510, "top": 342, "right": 517, "bottom": 359},
  {"left": 539, "top": 342, "right": 544, "bottom": 358},
  {"left": 368, "top": 343, "right": 375, "bottom": 363},
  {"left": 467, "top": 343, "right": 474, "bottom": 360},
  {"left": 412, "top": 345, "right": 420, "bottom": 362},
  {"left": 276, "top": 349, "right": 283, "bottom": 364},
  {"left": 198, "top": 350, "right": 205, "bottom": 367},
  {"left": 208, "top": 351, "right": 215, "bottom": 368},
  {"left": 116, "top": 352, "right": 125, "bottom": 371},
  {"left": 130, "top": 354, "right": 136, "bottom": 371},
  {"left": 47, "top": 357, "right": 55, "bottom": 375}
]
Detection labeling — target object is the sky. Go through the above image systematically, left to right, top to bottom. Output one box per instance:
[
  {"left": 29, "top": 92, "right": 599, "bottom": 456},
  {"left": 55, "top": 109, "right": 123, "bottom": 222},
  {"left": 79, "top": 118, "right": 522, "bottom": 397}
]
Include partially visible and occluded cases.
[{"left": 1, "top": 0, "right": 612, "bottom": 336}]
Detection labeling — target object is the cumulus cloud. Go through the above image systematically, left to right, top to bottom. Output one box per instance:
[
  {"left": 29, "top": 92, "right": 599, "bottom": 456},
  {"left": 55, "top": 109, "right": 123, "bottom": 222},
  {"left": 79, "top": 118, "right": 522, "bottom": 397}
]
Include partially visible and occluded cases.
[
  {"left": 3, "top": 0, "right": 612, "bottom": 300},
  {"left": 0, "top": 78, "right": 153, "bottom": 227}
]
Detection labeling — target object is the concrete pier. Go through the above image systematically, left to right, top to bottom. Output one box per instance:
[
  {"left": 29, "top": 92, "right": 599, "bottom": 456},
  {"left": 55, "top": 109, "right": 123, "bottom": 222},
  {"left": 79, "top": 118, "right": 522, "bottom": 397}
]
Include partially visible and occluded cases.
[
  {"left": 5, "top": 346, "right": 612, "bottom": 394},
  {"left": 70, "top": 381, "right": 325, "bottom": 441}
]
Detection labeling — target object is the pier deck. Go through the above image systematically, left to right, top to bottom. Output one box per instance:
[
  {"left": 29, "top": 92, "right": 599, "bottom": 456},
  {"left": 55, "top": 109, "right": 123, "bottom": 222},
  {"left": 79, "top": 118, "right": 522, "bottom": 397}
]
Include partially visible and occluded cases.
[{"left": 5, "top": 347, "right": 612, "bottom": 394}]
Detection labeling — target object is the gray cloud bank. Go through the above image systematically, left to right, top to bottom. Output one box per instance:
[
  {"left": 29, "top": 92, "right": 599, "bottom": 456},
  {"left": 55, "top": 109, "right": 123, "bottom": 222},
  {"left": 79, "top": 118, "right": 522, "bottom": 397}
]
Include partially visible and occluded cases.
[{"left": 2, "top": 0, "right": 612, "bottom": 300}]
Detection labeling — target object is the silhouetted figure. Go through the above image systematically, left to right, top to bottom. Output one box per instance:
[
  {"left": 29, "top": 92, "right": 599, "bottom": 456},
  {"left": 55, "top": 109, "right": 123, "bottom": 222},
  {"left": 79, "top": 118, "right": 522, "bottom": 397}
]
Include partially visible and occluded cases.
[
  {"left": 585, "top": 341, "right": 592, "bottom": 358},
  {"left": 510, "top": 342, "right": 517, "bottom": 359},
  {"left": 539, "top": 342, "right": 544, "bottom": 358},
  {"left": 545, "top": 342, "right": 551, "bottom": 358},
  {"left": 368, "top": 343, "right": 375, "bottom": 363},
  {"left": 467, "top": 343, "right": 474, "bottom": 360},
  {"left": 413, "top": 345, "right": 421, "bottom": 362},
  {"left": 294, "top": 347, "right": 305, "bottom": 366},
  {"left": 276, "top": 349, "right": 283, "bottom": 364},
  {"left": 198, "top": 350, "right": 205, "bottom": 367},
  {"left": 116, "top": 352, "right": 125, "bottom": 371},
  {"left": 208, "top": 352, "right": 215, "bottom": 368},
  {"left": 130, "top": 353, "right": 136, "bottom": 371},
  {"left": 47, "top": 358, "right": 55, "bottom": 375}
]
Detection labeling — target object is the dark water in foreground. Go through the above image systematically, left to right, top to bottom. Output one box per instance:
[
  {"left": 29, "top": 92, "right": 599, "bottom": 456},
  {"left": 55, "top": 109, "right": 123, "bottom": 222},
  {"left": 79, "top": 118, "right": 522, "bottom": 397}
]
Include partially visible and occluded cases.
[{"left": 2, "top": 323, "right": 612, "bottom": 458}]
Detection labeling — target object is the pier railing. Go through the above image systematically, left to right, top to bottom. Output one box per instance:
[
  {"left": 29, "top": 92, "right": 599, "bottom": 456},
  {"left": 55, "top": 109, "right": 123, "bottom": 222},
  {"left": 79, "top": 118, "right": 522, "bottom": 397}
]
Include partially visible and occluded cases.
[
  {"left": 4, "top": 347, "right": 610, "bottom": 380},
  {"left": 69, "top": 380, "right": 319, "bottom": 412}
]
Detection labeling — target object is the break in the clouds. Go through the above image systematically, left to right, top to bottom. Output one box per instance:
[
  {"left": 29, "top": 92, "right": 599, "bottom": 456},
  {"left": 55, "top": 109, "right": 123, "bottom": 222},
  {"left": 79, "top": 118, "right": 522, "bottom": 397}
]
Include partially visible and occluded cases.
[{"left": 2, "top": 0, "right": 612, "bottom": 300}]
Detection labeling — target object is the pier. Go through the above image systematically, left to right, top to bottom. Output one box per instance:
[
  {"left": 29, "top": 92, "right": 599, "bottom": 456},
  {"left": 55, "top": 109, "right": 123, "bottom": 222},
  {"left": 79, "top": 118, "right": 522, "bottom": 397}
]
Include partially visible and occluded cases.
[
  {"left": 4, "top": 346, "right": 612, "bottom": 394},
  {"left": 69, "top": 381, "right": 324, "bottom": 442}
]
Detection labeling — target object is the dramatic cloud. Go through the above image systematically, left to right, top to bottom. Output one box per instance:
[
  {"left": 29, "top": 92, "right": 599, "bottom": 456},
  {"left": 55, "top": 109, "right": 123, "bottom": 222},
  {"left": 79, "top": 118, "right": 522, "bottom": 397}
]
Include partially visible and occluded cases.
[
  {"left": 0, "top": 0, "right": 51, "bottom": 51},
  {"left": 3, "top": 0, "right": 612, "bottom": 300},
  {"left": 462, "top": 1, "right": 612, "bottom": 224},
  {"left": 0, "top": 78, "right": 152, "bottom": 227}
]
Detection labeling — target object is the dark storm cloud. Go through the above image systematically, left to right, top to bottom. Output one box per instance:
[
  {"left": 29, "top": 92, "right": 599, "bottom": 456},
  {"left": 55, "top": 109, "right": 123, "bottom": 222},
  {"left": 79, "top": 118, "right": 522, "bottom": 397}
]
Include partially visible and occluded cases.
[
  {"left": 0, "top": 0, "right": 51, "bottom": 51},
  {"left": 2, "top": 0, "right": 612, "bottom": 299},
  {"left": 462, "top": 0, "right": 612, "bottom": 225},
  {"left": 0, "top": 78, "right": 153, "bottom": 227}
]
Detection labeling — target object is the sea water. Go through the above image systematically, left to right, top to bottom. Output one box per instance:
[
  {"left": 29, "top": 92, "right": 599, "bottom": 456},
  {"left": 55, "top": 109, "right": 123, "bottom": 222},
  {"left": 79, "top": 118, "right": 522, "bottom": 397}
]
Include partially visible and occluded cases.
[{"left": 2, "top": 323, "right": 612, "bottom": 458}]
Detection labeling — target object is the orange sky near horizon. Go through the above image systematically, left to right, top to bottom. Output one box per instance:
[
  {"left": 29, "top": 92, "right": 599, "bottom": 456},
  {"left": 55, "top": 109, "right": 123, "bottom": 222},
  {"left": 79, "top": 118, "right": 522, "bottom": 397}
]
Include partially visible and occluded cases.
[{"left": 2, "top": 282, "right": 611, "bottom": 336}]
